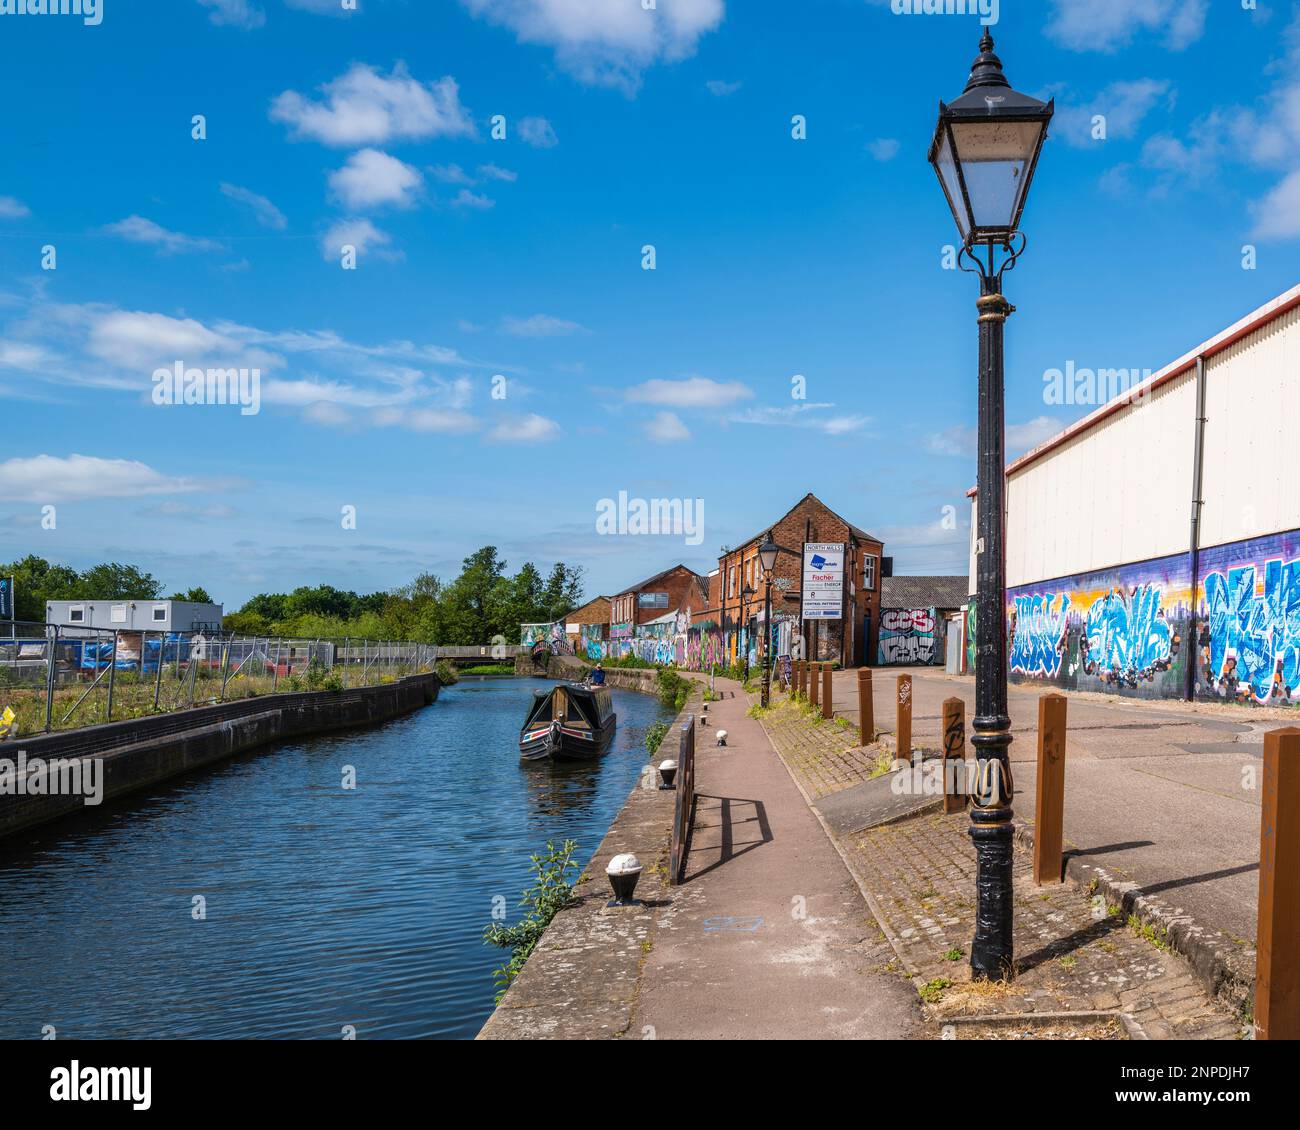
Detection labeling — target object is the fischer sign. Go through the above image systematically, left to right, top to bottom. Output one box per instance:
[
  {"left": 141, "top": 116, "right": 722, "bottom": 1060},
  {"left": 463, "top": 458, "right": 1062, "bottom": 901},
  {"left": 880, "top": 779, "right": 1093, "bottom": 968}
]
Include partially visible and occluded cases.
[{"left": 801, "top": 543, "right": 844, "bottom": 620}]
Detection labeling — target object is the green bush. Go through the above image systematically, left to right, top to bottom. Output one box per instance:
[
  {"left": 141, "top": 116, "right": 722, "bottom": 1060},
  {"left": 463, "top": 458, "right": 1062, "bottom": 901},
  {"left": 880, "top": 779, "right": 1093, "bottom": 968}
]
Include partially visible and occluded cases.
[
  {"left": 655, "top": 667, "right": 691, "bottom": 712},
  {"left": 645, "top": 720, "right": 670, "bottom": 755},
  {"left": 483, "top": 840, "right": 580, "bottom": 1001}
]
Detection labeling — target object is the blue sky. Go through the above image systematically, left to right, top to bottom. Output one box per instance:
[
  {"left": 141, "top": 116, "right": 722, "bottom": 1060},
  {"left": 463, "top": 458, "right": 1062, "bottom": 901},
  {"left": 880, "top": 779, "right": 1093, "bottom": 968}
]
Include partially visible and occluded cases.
[{"left": 1, "top": 0, "right": 1297, "bottom": 611}]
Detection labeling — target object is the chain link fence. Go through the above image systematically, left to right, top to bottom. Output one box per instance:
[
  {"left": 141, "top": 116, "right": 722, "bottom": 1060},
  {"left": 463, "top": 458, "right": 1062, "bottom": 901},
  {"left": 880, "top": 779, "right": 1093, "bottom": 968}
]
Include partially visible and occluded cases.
[{"left": 0, "top": 621, "right": 439, "bottom": 739}]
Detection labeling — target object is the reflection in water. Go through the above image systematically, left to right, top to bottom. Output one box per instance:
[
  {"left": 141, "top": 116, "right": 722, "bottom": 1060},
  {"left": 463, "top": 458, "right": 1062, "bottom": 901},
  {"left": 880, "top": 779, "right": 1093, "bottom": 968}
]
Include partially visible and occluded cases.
[{"left": 0, "top": 677, "right": 672, "bottom": 1040}]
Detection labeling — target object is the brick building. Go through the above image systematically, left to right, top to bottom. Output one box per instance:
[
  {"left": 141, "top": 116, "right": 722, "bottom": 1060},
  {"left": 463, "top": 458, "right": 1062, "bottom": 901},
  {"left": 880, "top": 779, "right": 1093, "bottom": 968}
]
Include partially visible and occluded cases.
[
  {"left": 695, "top": 493, "right": 886, "bottom": 667},
  {"left": 609, "top": 564, "right": 709, "bottom": 645},
  {"left": 563, "top": 594, "right": 611, "bottom": 654}
]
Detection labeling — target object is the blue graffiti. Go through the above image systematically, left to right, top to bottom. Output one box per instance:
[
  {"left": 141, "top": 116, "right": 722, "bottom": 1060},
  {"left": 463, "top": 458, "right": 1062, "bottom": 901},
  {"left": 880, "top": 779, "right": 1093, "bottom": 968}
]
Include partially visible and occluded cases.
[
  {"left": 1203, "top": 558, "right": 1300, "bottom": 704},
  {"left": 1082, "top": 585, "right": 1173, "bottom": 684},
  {"left": 1009, "top": 593, "right": 1071, "bottom": 677}
]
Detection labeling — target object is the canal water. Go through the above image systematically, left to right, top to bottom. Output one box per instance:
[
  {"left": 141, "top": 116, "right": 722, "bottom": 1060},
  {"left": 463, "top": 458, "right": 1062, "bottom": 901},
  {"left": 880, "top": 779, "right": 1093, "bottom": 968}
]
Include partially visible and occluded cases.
[{"left": 0, "top": 677, "right": 674, "bottom": 1040}]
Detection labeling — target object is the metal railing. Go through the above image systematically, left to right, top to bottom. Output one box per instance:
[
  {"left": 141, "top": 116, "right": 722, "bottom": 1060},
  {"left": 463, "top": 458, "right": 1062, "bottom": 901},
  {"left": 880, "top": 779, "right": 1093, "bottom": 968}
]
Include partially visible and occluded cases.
[{"left": 0, "top": 620, "right": 439, "bottom": 737}]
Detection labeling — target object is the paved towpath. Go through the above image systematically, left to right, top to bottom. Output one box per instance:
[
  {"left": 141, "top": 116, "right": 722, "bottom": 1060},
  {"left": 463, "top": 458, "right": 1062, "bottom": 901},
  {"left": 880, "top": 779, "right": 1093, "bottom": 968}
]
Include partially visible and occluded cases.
[
  {"left": 828, "top": 666, "right": 1269, "bottom": 991},
  {"left": 632, "top": 676, "right": 922, "bottom": 1039}
]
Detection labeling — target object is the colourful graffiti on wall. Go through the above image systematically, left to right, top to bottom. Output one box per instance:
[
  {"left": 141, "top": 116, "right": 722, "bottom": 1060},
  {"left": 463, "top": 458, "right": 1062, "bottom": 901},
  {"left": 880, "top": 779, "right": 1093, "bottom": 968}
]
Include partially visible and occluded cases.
[
  {"left": 1199, "top": 535, "right": 1300, "bottom": 705},
  {"left": 1006, "top": 553, "right": 1190, "bottom": 700},
  {"left": 878, "top": 607, "right": 942, "bottom": 665}
]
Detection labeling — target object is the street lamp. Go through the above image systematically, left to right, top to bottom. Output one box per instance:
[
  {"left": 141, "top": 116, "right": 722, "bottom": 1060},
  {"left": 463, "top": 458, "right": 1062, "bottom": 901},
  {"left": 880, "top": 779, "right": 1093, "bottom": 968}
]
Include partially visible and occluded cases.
[
  {"left": 928, "top": 31, "right": 1052, "bottom": 983},
  {"left": 757, "top": 535, "right": 779, "bottom": 706}
]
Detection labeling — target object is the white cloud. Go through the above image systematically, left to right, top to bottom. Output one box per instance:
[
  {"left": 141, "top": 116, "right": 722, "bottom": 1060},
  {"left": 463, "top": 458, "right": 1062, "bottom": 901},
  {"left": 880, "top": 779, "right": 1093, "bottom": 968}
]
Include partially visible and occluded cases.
[
  {"left": 197, "top": 0, "right": 265, "bottom": 29},
  {"left": 461, "top": 0, "right": 725, "bottom": 93},
  {"left": 1046, "top": 0, "right": 1207, "bottom": 53},
  {"left": 271, "top": 63, "right": 475, "bottom": 146},
  {"left": 706, "top": 79, "right": 741, "bottom": 97},
  {"left": 1052, "top": 79, "right": 1174, "bottom": 148},
  {"left": 518, "top": 116, "right": 559, "bottom": 149},
  {"left": 866, "top": 138, "right": 900, "bottom": 162},
  {"left": 329, "top": 148, "right": 424, "bottom": 210},
  {"left": 431, "top": 163, "right": 476, "bottom": 185},
  {"left": 478, "top": 163, "right": 517, "bottom": 182},
  {"left": 1252, "top": 168, "right": 1300, "bottom": 239},
  {"left": 220, "top": 182, "right": 287, "bottom": 229},
  {"left": 452, "top": 189, "right": 495, "bottom": 211},
  {"left": 0, "top": 196, "right": 30, "bottom": 219},
  {"left": 103, "top": 215, "right": 224, "bottom": 255},
  {"left": 320, "top": 218, "right": 396, "bottom": 261},
  {"left": 87, "top": 310, "right": 259, "bottom": 372},
  {"left": 501, "top": 313, "right": 584, "bottom": 337},
  {"left": 0, "top": 339, "right": 50, "bottom": 369},
  {"left": 627, "top": 376, "right": 752, "bottom": 408},
  {"left": 729, "top": 402, "right": 870, "bottom": 435},
  {"left": 645, "top": 411, "right": 690, "bottom": 443},
  {"left": 488, "top": 413, "right": 560, "bottom": 442},
  {"left": 927, "top": 416, "right": 1063, "bottom": 459},
  {"left": 0, "top": 454, "right": 208, "bottom": 502}
]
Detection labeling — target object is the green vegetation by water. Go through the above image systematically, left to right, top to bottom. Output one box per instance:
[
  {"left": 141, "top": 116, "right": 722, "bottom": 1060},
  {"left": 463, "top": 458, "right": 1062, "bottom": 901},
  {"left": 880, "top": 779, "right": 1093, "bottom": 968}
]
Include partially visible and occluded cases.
[{"left": 483, "top": 839, "right": 580, "bottom": 1001}]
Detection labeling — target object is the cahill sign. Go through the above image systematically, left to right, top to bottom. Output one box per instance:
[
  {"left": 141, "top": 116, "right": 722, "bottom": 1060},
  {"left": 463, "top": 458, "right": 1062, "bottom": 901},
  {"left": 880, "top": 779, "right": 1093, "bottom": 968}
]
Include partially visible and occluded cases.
[{"left": 801, "top": 543, "right": 844, "bottom": 620}]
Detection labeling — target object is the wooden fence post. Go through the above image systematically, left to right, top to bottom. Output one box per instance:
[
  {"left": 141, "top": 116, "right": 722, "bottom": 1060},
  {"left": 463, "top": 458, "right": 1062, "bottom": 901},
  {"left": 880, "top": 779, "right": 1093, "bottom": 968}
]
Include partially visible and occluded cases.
[
  {"left": 794, "top": 658, "right": 803, "bottom": 699},
  {"left": 809, "top": 660, "right": 820, "bottom": 709},
  {"left": 821, "top": 663, "right": 833, "bottom": 720},
  {"left": 858, "top": 667, "right": 873, "bottom": 745},
  {"left": 896, "top": 675, "right": 912, "bottom": 764},
  {"left": 1033, "top": 693, "right": 1068, "bottom": 885},
  {"left": 942, "top": 697, "right": 965, "bottom": 814},
  {"left": 1256, "top": 726, "right": 1300, "bottom": 1040}
]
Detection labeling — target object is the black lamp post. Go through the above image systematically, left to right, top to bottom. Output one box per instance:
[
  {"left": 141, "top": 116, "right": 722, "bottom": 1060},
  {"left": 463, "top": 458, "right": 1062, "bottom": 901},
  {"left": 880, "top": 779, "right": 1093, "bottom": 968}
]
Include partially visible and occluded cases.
[
  {"left": 928, "top": 31, "right": 1052, "bottom": 982},
  {"left": 757, "top": 535, "right": 779, "bottom": 707}
]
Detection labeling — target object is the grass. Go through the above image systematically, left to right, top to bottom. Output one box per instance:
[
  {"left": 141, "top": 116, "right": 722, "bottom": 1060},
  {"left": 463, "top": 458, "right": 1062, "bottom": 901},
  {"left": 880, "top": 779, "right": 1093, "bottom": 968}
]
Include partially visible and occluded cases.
[
  {"left": 0, "top": 660, "right": 432, "bottom": 737},
  {"left": 459, "top": 663, "right": 515, "bottom": 675},
  {"left": 919, "top": 978, "right": 951, "bottom": 1003}
]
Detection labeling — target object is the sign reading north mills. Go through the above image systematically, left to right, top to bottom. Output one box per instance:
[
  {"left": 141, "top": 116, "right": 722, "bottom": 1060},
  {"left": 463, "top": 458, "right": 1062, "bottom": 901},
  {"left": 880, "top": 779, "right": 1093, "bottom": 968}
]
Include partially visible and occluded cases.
[{"left": 801, "top": 542, "right": 844, "bottom": 620}]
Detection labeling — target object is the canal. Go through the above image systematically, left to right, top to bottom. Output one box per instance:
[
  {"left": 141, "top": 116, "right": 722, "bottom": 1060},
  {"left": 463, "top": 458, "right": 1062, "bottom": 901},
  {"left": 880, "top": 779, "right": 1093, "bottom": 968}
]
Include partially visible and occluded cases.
[{"left": 0, "top": 676, "right": 675, "bottom": 1039}]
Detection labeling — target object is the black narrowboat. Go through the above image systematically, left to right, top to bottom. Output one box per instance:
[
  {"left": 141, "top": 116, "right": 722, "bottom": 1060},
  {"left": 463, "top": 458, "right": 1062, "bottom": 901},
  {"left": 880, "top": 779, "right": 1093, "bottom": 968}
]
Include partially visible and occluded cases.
[{"left": 518, "top": 683, "right": 617, "bottom": 761}]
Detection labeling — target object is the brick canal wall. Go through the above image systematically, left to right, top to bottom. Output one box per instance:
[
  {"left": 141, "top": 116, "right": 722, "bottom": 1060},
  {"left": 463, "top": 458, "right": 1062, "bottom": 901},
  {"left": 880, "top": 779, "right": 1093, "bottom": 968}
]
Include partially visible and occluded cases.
[
  {"left": 514, "top": 651, "right": 660, "bottom": 695},
  {"left": 0, "top": 673, "right": 441, "bottom": 840}
]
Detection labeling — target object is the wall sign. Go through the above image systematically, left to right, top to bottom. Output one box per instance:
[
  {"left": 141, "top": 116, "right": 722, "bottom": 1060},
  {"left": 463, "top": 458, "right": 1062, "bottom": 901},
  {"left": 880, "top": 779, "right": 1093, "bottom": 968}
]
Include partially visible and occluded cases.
[{"left": 801, "top": 543, "right": 844, "bottom": 620}]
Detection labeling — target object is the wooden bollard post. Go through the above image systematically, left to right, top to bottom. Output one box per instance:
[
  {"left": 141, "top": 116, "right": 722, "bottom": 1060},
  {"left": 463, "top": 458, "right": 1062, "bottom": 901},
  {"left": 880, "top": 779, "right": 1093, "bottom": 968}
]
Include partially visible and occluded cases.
[
  {"left": 791, "top": 658, "right": 800, "bottom": 698},
  {"left": 798, "top": 658, "right": 806, "bottom": 699},
  {"left": 809, "top": 660, "right": 820, "bottom": 709},
  {"left": 822, "top": 663, "right": 833, "bottom": 721},
  {"left": 857, "top": 668, "right": 873, "bottom": 745},
  {"left": 896, "top": 675, "right": 912, "bottom": 764},
  {"left": 1034, "top": 693, "right": 1068, "bottom": 885},
  {"left": 941, "top": 698, "right": 965, "bottom": 814},
  {"left": 1256, "top": 726, "right": 1300, "bottom": 1039}
]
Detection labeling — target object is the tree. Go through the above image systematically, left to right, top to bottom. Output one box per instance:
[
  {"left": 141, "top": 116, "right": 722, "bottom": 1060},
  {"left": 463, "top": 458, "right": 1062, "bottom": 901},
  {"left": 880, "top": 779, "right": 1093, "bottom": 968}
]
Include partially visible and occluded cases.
[
  {"left": 0, "top": 555, "right": 80, "bottom": 621},
  {"left": 74, "top": 562, "right": 163, "bottom": 600},
  {"left": 541, "top": 562, "right": 586, "bottom": 622},
  {"left": 168, "top": 586, "right": 214, "bottom": 603}
]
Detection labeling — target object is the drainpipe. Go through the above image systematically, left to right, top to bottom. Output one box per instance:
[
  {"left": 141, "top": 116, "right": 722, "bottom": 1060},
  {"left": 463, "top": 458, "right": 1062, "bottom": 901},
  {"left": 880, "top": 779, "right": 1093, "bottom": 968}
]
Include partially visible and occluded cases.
[{"left": 1185, "top": 354, "right": 1208, "bottom": 702}]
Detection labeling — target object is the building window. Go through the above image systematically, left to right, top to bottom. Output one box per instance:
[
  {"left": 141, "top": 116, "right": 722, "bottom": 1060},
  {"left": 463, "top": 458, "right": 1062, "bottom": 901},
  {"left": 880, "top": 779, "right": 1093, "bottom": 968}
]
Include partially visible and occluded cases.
[
  {"left": 864, "top": 554, "right": 878, "bottom": 591},
  {"left": 728, "top": 567, "right": 736, "bottom": 597},
  {"left": 152, "top": 605, "right": 167, "bottom": 622},
  {"left": 69, "top": 606, "right": 85, "bottom": 623}
]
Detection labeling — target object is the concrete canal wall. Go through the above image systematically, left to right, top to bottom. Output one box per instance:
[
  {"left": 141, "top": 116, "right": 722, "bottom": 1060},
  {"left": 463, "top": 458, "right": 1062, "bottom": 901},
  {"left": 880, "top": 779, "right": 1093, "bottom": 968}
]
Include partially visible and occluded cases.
[
  {"left": 515, "top": 651, "right": 660, "bottom": 695},
  {"left": 478, "top": 669, "right": 698, "bottom": 1040},
  {"left": 0, "top": 673, "right": 441, "bottom": 840}
]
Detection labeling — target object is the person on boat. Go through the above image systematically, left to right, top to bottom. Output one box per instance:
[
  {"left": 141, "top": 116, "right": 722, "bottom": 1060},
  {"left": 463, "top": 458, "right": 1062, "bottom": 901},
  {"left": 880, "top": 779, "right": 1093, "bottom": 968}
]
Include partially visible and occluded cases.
[{"left": 590, "top": 663, "right": 606, "bottom": 686}]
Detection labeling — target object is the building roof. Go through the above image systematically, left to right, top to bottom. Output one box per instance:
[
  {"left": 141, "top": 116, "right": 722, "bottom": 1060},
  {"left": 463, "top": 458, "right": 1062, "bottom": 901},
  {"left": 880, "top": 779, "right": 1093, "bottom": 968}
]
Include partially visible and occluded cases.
[
  {"left": 968, "top": 283, "right": 1300, "bottom": 495},
  {"left": 729, "top": 492, "right": 882, "bottom": 553},
  {"left": 612, "top": 563, "right": 703, "bottom": 598},
  {"left": 880, "top": 575, "right": 969, "bottom": 611}
]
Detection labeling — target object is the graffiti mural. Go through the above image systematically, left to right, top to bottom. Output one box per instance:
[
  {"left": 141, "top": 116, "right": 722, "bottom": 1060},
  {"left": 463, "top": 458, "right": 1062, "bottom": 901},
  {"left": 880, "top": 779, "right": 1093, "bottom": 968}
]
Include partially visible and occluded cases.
[
  {"left": 1198, "top": 532, "right": 1300, "bottom": 705},
  {"left": 1006, "top": 552, "right": 1190, "bottom": 700},
  {"left": 965, "top": 601, "right": 976, "bottom": 675},
  {"left": 878, "top": 607, "right": 942, "bottom": 666}
]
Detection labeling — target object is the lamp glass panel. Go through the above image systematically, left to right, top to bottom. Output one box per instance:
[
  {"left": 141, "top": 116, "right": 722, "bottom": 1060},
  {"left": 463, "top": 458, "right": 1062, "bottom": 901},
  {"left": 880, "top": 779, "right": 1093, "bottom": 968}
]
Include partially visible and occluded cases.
[
  {"left": 949, "top": 119, "right": 1043, "bottom": 232},
  {"left": 932, "top": 127, "right": 970, "bottom": 241}
]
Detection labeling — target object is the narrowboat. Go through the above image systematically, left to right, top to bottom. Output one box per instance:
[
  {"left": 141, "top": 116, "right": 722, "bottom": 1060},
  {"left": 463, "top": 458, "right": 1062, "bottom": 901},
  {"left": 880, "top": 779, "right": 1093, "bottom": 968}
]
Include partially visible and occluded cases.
[{"left": 519, "top": 683, "right": 617, "bottom": 761}]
